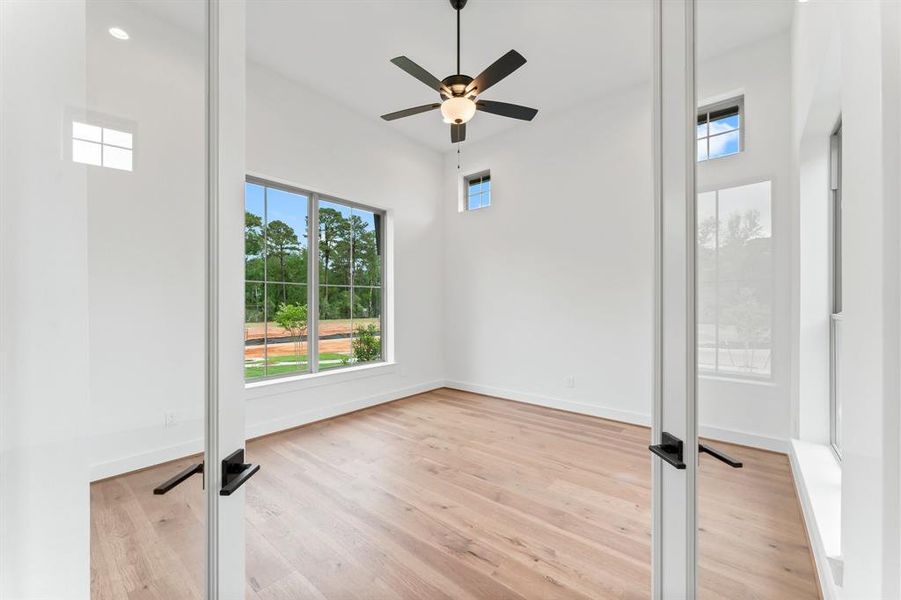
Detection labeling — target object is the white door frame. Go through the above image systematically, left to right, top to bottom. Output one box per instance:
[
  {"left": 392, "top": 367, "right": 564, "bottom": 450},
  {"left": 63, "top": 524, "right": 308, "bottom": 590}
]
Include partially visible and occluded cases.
[
  {"left": 204, "top": 0, "right": 698, "bottom": 596},
  {"left": 651, "top": 0, "right": 697, "bottom": 598}
]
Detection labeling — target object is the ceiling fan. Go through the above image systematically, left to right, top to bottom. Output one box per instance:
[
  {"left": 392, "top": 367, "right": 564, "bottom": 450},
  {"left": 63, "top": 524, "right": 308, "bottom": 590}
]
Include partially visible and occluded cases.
[{"left": 380, "top": 0, "right": 538, "bottom": 143}]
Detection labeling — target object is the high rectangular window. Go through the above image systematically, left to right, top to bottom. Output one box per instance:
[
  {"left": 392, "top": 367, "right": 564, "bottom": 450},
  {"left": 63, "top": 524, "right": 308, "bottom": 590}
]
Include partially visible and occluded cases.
[
  {"left": 697, "top": 98, "right": 743, "bottom": 162},
  {"left": 72, "top": 120, "right": 133, "bottom": 171},
  {"left": 465, "top": 172, "right": 491, "bottom": 210},
  {"left": 244, "top": 177, "right": 385, "bottom": 381},
  {"left": 697, "top": 180, "right": 773, "bottom": 378}
]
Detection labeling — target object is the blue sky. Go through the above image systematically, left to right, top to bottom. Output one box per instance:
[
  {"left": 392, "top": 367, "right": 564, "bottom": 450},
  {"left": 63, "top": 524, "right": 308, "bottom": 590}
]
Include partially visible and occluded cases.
[
  {"left": 246, "top": 182, "right": 309, "bottom": 247},
  {"left": 247, "top": 183, "right": 378, "bottom": 243}
]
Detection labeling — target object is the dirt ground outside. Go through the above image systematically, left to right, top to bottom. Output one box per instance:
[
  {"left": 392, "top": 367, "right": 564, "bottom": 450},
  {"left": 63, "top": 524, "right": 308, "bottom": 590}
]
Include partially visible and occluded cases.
[{"left": 244, "top": 318, "right": 379, "bottom": 360}]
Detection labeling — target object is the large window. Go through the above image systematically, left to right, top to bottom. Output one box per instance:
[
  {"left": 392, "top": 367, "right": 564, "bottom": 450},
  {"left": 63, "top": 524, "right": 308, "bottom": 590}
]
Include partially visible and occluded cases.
[
  {"left": 697, "top": 97, "right": 743, "bottom": 162},
  {"left": 244, "top": 177, "right": 385, "bottom": 381},
  {"left": 697, "top": 180, "right": 773, "bottom": 378}
]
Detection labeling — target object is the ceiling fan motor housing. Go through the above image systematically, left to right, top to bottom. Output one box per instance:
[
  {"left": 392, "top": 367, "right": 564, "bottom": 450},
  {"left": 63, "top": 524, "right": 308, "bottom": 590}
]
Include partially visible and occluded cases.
[{"left": 442, "top": 74, "right": 474, "bottom": 97}]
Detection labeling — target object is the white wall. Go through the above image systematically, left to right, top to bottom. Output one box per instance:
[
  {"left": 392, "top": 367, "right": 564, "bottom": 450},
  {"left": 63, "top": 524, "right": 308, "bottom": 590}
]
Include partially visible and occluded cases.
[
  {"left": 791, "top": 0, "right": 841, "bottom": 446},
  {"left": 1, "top": 1, "right": 91, "bottom": 596},
  {"left": 790, "top": 1, "right": 901, "bottom": 597},
  {"left": 86, "top": 2, "right": 208, "bottom": 481},
  {"left": 835, "top": 2, "right": 900, "bottom": 597},
  {"left": 85, "top": 10, "right": 446, "bottom": 479},
  {"left": 695, "top": 32, "right": 793, "bottom": 450},
  {"left": 441, "top": 33, "right": 793, "bottom": 450},
  {"left": 242, "top": 64, "right": 446, "bottom": 438},
  {"left": 441, "top": 85, "right": 655, "bottom": 426}
]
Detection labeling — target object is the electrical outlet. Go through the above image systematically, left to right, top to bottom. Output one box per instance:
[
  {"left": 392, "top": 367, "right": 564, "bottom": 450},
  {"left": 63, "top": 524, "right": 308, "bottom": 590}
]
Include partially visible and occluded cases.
[
  {"left": 564, "top": 375, "right": 575, "bottom": 388},
  {"left": 164, "top": 411, "right": 177, "bottom": 428}
]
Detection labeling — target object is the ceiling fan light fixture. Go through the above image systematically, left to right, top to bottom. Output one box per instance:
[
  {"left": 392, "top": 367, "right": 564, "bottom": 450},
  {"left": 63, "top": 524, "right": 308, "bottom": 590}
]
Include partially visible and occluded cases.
[{"left": 441, "top": 96, "right": 477, "bottom": 124}]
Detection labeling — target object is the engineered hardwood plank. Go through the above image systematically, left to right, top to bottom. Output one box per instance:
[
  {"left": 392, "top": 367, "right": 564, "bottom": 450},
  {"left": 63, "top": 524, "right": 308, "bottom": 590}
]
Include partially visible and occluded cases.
[{"left": 92, "top": 388, "right": 820, "bottom": 599}]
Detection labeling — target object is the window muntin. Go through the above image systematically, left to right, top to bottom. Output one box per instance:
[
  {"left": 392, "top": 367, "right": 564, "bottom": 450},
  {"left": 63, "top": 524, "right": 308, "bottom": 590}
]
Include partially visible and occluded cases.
[
  {"left": 697, "top": 99, "right": 743, "bottom": 162},
  {"left": 72, "top": 120, "right": 133, "bottom": 171},
  {"left": 465, "top": 172, "right": 491, "bottom": 210},
  {"left": 244, "top": 178, "right": 384, "bottom": 381},
  {"left": 697, "top": 180, "right": 773, "bottom": 379}
]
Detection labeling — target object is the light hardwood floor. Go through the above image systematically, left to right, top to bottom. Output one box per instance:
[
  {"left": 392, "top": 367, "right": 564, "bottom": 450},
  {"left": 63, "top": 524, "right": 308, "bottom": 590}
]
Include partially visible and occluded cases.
[{"left": 91, "top": 388, "right": 820, "bottom": 599}]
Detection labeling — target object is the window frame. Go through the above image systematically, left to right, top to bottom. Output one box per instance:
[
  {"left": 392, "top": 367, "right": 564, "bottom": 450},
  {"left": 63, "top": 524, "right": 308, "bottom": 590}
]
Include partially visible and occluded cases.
[
  {"left": 697, "top": 96, "right": 744, "bottom": 162},
  {"left": 829, "top": 121, "right": 843, "bottom": 459},
  {"left": 463, "top": 170, "right": 491, "bottom": 211},
  {"left": 244, "top": 175, "right": 387, "bottom": 383}
]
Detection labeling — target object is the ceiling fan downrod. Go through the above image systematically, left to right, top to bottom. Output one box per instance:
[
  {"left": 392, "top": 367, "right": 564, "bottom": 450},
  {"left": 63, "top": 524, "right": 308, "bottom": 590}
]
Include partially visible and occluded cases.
[{"left": 452, "top": 0, "right": 467, "bottom": 75}]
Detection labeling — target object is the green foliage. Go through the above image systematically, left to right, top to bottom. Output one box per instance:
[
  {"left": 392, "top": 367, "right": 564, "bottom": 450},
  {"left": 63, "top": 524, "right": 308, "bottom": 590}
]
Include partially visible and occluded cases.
[
  {"left": 245, "top": 199, "right": 382, "bottom": 322},
  {"left": 245, "top": 211, "right": 263, "bottom": 259},
  {"left": 274, "top": 302, "right": 307, "bottom": 333},
  {"left": 274, "top": 302, "right": 307, "bottom": 360},
  {"left": 352, "top": 324, "right": 381, "bottom": 363}
]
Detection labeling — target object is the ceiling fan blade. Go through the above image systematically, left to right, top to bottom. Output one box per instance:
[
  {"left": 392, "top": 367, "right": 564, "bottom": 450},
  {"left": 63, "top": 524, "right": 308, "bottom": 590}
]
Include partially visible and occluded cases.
[
  {"left": 465, "top": 49, "right": 527, "bottom": 96},
  {"left": 390, "top": 56, "right": 450, "bottom": 96},
  {"left": 476, "top": 100, "right": 538, "bottom": 121},
  {"left": 381, "top": 103, "right": 441, "bottom": 121},
  {"left": 451, "top": 123, "right": 466, "bottom": 143}
]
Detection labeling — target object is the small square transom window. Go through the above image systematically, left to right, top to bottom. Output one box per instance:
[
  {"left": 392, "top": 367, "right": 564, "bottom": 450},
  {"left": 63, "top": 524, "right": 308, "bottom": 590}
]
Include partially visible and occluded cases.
[
  {"left": 697, "top": 97, "right": 743, "bottom": 162},
  {"left": 72, "top": 121, "right": 133, "bottom": 171},
  {"left": 465, "top": 172, "right": 490, "bottom": 210}
]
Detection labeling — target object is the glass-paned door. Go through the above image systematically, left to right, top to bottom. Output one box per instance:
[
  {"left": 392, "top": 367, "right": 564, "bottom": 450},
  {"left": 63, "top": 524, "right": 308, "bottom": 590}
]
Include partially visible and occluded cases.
[{"left": 0, "top": 0, "right": 226, "bottom": 597}]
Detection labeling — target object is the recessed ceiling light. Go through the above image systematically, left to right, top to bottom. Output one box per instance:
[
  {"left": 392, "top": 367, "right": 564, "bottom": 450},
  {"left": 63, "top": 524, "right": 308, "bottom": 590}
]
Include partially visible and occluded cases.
[
  {"left": 797, "top": 0, "right": 809, "bottom": 3},
  {"left": 108, "top": 27, "right": 130, "bottom": 40}
]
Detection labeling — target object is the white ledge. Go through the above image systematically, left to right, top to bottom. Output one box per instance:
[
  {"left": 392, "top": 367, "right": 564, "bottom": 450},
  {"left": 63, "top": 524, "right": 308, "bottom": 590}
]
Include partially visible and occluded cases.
[
  {"left": 244, "top": 361, "right": 397, "bottom": 401},
  {"left": 790, "top": 438, "right": 842, "bottom": 598}
]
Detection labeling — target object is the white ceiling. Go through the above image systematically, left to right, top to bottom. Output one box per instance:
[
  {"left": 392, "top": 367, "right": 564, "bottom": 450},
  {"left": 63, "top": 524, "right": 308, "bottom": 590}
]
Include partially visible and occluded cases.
[
  {"left": 140, "top": 0, "right": 794, "bottom": 152},
  {"left": 247, "top": 0, "right": 655, "bottom": 151}
]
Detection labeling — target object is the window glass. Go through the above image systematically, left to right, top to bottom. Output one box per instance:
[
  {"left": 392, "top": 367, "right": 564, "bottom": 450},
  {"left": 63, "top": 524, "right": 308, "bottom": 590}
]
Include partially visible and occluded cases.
[
  {"left": 697, "top": 100, "right": 742, "bottom": 162},
  {"left": 466, "top": 173, "right": 491, "bottom": 210},
  {"left": 244, "top": 179, "right": 385, "bottom": 381},
  {"left": 697, "top": 181, "right": 772, "bottom": 378}
]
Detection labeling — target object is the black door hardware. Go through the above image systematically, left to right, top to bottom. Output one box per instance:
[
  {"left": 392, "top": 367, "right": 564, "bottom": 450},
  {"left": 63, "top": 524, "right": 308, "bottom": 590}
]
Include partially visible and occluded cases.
[
  {"left": 649, "top": 432, "right": 686, "bottom": 469},
  {"left": 649, "top": 434, "right": 744, "bottom": 470},
  {"left": 699, "top": 443, "right": 743, "bottom": 468},
  {"left": 220, "top": 448, "right": 260, "bottom": 496},
  {"left": 153, "top": 462, "right": 203, "bottom": 495}
]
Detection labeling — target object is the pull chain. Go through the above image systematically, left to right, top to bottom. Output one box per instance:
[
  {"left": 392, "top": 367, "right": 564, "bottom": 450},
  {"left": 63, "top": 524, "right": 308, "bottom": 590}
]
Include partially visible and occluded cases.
[{"left": 457, "top": 142, "right": 461, "bottom": 171}]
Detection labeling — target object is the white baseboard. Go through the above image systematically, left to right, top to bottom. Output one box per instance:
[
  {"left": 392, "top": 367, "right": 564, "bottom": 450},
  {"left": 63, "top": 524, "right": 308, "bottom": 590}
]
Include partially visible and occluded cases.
[
  {"left": 91, "top": 379, "right": 445, "bottom": 482},
  {"left": 92, "top": 379, "right": 788, "bottom": 481},
  {"left": 245, "top": 379, "right": 445, "bottom": 440},
  {"left": 443, "top": 380, "right": 652, "bottom": 427},
  {"left": 444, "top": 380, "right": 789, "bottom": 453},
  {"left": 698, "top": 424, "right": 789, "bottom": 453},
  {"left": 91, "top": 439, "right": 203, "bottom": 482},
  {"left": 788, "top": 440, "right": 842, "bottom": 600}
]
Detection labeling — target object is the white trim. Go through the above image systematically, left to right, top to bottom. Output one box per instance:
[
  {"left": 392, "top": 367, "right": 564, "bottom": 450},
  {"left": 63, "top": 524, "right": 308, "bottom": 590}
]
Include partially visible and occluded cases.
[
  {"left": 205, "top": 0, "right": 220, "bottom": 596},
  {"left": 651, "top": 1, "right": 664, "bottom": 596},
  {"left": 245, "top": 361, "right": 397, "bottom": 400},
  {"left": 90, "top": 378, "right": 442, "bottom": 481},
  {"left": 245, "top": 379, "right": 444, "bottom": 439},
  {"left": 89, "top": 380, "right": 790, "bottom": 480},
  {"left": 444, "top": 380, "right": 788, "bottom": 454},
  {"left": 445, "top": 380, "right": 652, "bottom": 426},
  {"left": 698, "top": 424, "right": 788, "bottom": 453},
  {"left": 91, "top": 439, "right": 204, "bottom": 482},
  {"left": 789, "top": 439, "right": 842, "bottom": 600}
]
